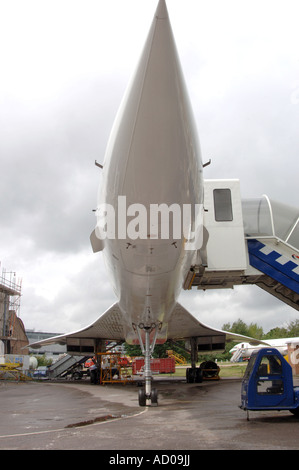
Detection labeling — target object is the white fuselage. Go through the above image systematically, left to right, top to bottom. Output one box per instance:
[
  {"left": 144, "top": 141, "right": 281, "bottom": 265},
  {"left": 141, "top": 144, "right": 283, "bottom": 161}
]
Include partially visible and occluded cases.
[
  {"left": 96, "top": 2, "right": 203, "bottom": 339},
  {"left": 230, "top": 338, "right": 299, "bottom": 359}
]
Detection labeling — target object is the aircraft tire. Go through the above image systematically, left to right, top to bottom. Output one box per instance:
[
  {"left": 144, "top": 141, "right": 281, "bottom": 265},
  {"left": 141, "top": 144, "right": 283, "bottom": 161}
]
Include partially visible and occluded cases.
[
  {"left": 186, "top": 367, "right": 198, "bottom": 383},
  {"left": 186, "top": 368, "right": 192, "bottom": 383},
  {"left": 196, "top": 368, "right": 203, "bottom": 383},
  {"left": 151, "top": 388, "right": 158, "bottom": 406},
  {"left": 138, "top": 389, "right": 146, "bottom": 406}
]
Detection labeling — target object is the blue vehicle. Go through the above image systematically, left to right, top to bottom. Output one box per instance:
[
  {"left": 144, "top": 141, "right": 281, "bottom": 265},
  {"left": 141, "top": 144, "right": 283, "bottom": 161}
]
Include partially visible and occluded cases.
[
  {"left": 240, "top": 348, "right": 299, "bottom": 418},
  {"left": 33, "top": 366, "right": 48, "bottom": 379}
]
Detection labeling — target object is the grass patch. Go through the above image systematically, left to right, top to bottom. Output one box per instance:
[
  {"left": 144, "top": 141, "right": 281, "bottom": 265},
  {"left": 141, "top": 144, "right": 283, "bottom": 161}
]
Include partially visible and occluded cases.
[
  {"left": 159, "top": 362, "right": 247, "bottom": 379},
  {"left": 218, "top": 363, "right": 247, "bottom": 378}
]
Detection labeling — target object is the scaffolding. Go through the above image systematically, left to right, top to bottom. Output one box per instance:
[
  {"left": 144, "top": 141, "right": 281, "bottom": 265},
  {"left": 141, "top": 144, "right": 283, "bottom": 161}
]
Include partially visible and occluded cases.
[
  {"left": 0, "top": 268, "right": 22, "bottom": 354},
  {"left": 98, "top": 352, "right": 133, "bottom": 384},
  {"left": 0, "top": 363, "right": 32, "bottom": 381}
]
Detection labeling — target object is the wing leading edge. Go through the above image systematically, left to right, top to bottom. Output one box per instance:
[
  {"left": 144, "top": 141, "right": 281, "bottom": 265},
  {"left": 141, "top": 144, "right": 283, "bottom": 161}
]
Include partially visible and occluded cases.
[
  {"left": 28, "top": 301, "right": 263, "bottom": 355},
  {"left": 28, "top": 303, "right": 128, "bottom": 352},
  {"left": 167, "top": 303, "right": 266, "bottom": 353}
]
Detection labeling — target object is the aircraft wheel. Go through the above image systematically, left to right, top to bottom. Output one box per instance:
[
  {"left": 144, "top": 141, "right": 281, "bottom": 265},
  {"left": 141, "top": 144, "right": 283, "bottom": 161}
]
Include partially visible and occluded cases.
[
  {"left": 186, "top": 367, "right": 198, "bottom": 383},
  {"left": 186, "top": 368, "right": 192, "bottom": 383},
  {"left": 196, "top": 368, "right": 203, "bottom": 383},
  {"left": 151, "top": 388, "right": 158, "bottom": 406},
  {"left": 138, "top": 389, "right": 146, "bottom": 406}
]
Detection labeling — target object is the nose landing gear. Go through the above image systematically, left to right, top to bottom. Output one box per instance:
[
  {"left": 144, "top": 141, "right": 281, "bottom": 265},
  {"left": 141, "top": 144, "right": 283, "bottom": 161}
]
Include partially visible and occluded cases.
[
  {"left": 134, "top": 322, "right": 161, "bottom": 406},
  {"left": 138, "top": 386, "right": 158, "bottom": 407}
]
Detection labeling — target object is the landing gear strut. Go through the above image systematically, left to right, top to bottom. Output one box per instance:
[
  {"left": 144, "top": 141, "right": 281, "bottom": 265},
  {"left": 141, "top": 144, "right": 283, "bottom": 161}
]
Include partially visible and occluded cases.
[
  {"left": 134, "top": 323, "right": 160, "bottom": 406},
  {"left": 186, "top": 336, "right": 203, "bottom": 383}
]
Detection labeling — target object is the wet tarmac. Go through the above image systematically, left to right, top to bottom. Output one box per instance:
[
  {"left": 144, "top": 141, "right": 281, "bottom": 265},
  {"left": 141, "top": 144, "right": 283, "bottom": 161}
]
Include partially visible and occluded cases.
[{"left": 1, "top": 377, "right": 299, "bottom": 451}]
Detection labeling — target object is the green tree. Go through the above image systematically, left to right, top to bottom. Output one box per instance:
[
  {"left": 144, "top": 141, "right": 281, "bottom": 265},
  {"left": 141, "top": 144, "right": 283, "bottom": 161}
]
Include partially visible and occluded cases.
[
  {"left": 222, "top": 318, "right": 263, "bottom": 339},
  {"left": 221, "top": 319, "right": 263, "bottom": 361},
  {"left": 230, "top": 319, "right": 249, "bottom": 336},
  {"left": 286, "top": 319, "right": 299, "bottom": 337},
  {"left": 263, "top": 320, "right": 299, "bottom": 339},
  {"left": 247, "top": 323, "right": 263, "bottom": 340},
  {"left": 263, "top": 326, "right": 288, "bottom": 340},
  {"left": 124, "top": 340, "right": 190, "bottom": 360},
  {"left": 124, "top": 343, "right": 142, "bottom": 357},
  {"left": 35, "top": 354, "right": 53, "bottom": 367}
]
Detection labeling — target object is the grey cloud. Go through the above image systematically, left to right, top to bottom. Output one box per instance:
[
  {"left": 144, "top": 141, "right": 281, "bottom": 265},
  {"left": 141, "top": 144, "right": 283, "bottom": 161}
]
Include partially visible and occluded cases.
[{"left": 1, "top": 0, "right": 298, "bottom": 334}]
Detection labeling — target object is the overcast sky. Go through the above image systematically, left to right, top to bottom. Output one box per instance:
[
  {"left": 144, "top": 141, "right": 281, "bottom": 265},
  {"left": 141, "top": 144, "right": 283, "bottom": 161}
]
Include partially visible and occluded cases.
[{"left": 1, "top": 0, "right": 298, "bottom": 336}]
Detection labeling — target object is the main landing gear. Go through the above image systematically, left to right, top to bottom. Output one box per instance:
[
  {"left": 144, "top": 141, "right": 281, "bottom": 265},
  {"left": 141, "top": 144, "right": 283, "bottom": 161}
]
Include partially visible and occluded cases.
[
  {"left": 134, "top": 323, "right": 160, "bottom": 406},
  {"left": 186, "top": 336, "right": 203, "bottom": 383},
  {"left": 185, "top": 337, "right": 220, "bottom": 382},
  {"left": 186, "top": 367, "right": 203, "bottom": 383}
]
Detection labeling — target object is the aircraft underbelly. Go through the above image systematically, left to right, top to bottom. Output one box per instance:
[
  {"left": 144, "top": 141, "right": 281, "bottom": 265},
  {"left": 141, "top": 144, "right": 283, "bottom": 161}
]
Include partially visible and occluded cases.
[
  {"left": 97, "top": 0, "right": 203, "bottom": 332},
  {"left": 110, "top": 239, "right": 186, "bottom": 324}
]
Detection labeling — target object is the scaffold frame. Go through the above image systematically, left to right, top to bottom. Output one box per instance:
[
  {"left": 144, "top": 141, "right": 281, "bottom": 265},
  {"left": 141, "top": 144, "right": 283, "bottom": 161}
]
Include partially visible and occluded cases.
[{"left": 97, "top": 352, "right": 133, "bottom": 385}]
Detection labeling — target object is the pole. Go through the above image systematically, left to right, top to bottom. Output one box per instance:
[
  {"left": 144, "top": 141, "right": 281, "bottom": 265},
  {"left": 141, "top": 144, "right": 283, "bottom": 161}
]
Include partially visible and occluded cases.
[{"left": 144, "top": 327, "right": 151, "bottom": 399}]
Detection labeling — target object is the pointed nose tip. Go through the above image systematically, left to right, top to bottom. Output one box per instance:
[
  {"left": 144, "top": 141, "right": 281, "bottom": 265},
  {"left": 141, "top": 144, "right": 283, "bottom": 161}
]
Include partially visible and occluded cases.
[{"left": 155, "top": 0, "right": 168, "bottom": 19}]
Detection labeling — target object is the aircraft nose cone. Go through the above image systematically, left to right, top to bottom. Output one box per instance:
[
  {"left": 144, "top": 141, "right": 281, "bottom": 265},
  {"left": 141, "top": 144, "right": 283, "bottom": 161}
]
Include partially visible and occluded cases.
[
  {"left": 102, "top": 0, "right": 202, "bottom": 208},
  {"left": 155, "top": 0, "right": 168, "bottom": 19}
]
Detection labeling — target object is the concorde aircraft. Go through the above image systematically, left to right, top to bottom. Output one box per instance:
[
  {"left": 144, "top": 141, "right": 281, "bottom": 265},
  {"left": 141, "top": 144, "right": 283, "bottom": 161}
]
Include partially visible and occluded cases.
[{"left": 30, "top": 0, "right": 299, "bottom": 406}]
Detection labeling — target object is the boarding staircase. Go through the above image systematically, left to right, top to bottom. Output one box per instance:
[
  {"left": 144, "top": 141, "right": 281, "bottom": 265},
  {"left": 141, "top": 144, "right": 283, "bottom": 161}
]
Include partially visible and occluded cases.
[
  {"left": 185, "top": 186, "right": 299, "bottom": 312},
  {"left": 246, "top": 238, "right": 299, "bottom": 310},
  {"left": 230, "top": 348, "right": 246, "bottom": 363},
  {"left": 166, "top": 350, "right": 187, "bottom": 365},
  {"left": 48, "top": 354, "right": 89, "bottom": 379}
]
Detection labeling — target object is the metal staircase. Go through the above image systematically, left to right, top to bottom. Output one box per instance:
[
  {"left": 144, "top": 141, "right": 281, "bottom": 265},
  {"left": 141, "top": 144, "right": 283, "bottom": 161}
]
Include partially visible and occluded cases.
[
  {"left": 247, "top": 238, "right": 299, "bottom": 310},
  {"left": 230, "top": 348, "right": 245, "bottom": 363},
  {"left": 166, "top": 349, "right": 187, "bottom": 365},
  {"left": 48, "top": 354, "right": 88, "bottom": 379}
]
